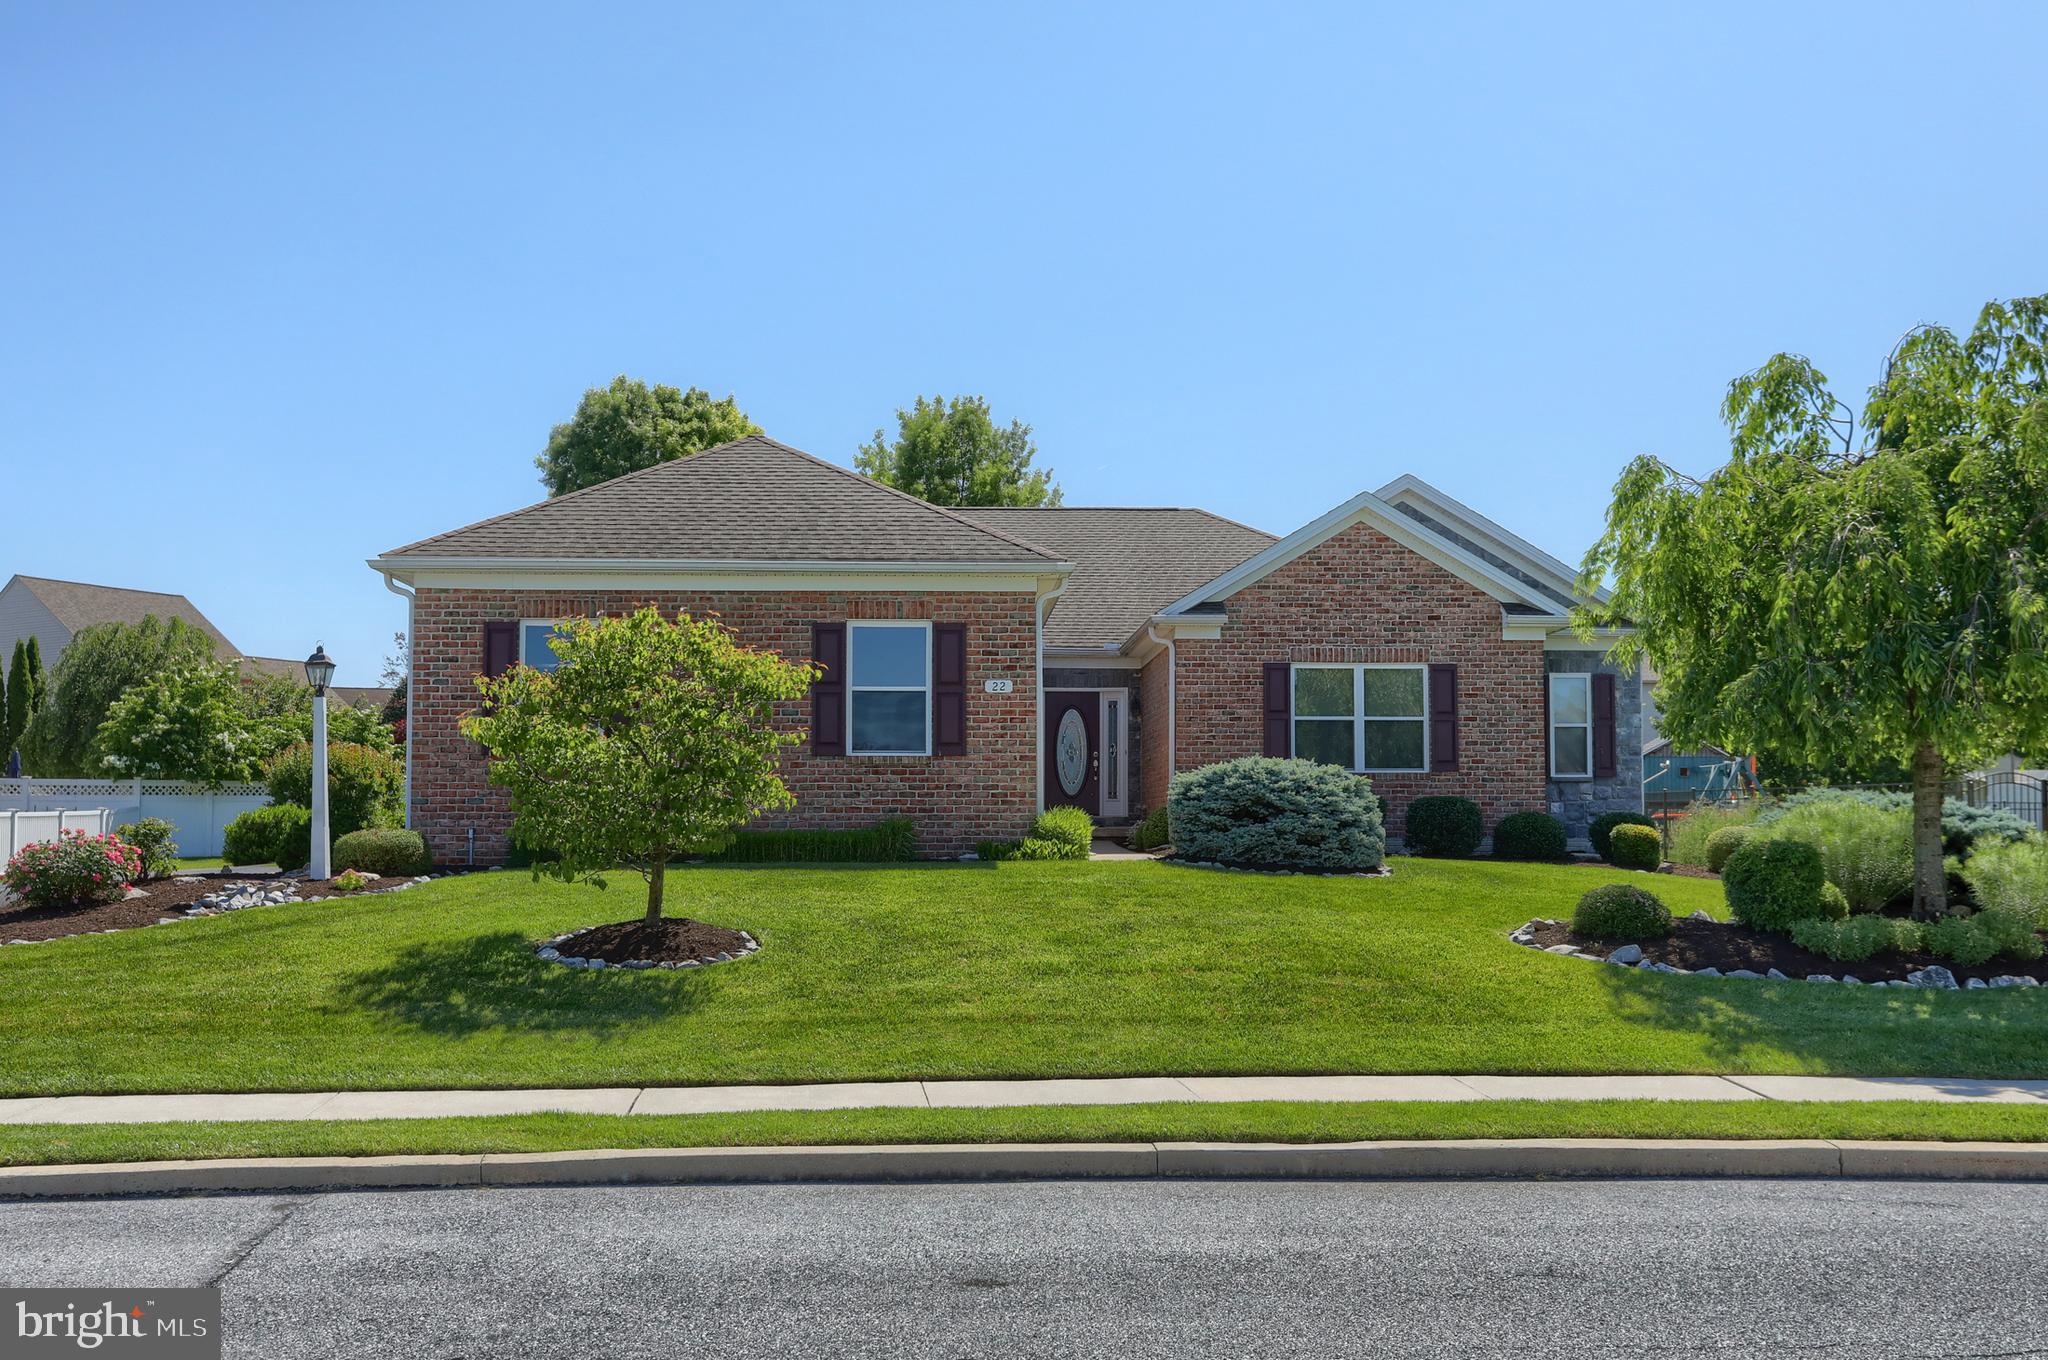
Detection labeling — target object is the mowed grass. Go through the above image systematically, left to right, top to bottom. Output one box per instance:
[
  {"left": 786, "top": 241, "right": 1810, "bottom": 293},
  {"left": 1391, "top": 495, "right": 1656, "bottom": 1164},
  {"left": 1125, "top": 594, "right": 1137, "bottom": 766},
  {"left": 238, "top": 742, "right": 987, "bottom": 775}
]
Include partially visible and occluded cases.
[
  {"left": 5, "top": 857, "right": 2048, "bottom": 1097},
  {"left": 9, "top": 1100, "right": 2048, "bottom": 1167}
]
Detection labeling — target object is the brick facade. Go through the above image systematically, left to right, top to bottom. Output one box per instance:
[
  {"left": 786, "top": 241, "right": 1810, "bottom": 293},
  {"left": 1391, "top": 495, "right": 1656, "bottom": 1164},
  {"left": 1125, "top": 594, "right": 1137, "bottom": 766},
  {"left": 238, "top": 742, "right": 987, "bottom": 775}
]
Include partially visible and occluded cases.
[
  {"left": 1164, "top": 521, "right": 1549, "bottom": 840},
  {"left": 409, "top": 586, "right": 1041, "bottom": 865}
]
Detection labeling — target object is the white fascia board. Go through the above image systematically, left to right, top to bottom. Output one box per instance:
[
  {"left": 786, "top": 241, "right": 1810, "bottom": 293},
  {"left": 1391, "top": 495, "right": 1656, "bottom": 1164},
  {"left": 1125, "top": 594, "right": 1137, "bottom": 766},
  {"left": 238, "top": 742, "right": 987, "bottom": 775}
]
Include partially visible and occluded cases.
[
  {"left": 1375, "top": 473, "right": 1610, "bottom": 606},
  {"left": 1155, "top": 489, "right": 1550, "bottom": 618},
  {"left": 369, "top": 558, "right": 1071, "bottom": 593}
]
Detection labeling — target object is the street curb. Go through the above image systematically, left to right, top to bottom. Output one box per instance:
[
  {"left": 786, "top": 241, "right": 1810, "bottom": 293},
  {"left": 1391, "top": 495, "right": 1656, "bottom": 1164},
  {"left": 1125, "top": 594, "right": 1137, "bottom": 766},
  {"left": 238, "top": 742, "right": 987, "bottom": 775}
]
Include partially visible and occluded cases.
[{"left": 8, "top": 1139, "right": 2048, "bottom": 1197}]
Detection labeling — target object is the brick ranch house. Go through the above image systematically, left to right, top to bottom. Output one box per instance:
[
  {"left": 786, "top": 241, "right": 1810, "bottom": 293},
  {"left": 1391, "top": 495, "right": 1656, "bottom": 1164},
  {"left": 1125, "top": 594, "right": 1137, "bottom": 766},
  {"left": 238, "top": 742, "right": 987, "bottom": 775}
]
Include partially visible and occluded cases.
[{"left": 369, "top": 436, "right": 1641, "bottom": 864}]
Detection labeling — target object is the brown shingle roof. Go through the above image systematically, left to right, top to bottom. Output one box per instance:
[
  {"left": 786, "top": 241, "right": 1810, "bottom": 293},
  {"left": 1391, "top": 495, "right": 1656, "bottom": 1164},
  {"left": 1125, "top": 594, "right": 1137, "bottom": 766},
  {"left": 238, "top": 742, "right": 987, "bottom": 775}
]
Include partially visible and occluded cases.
[
  {"left": 379, "top": 436, "right": 1065, "bottom": 565},
  {"left": 961, "top": 508, "right": 1275, "bottom": 650},
  {"left": 11, "top": 576, "right": 237, "bottom": 654}
]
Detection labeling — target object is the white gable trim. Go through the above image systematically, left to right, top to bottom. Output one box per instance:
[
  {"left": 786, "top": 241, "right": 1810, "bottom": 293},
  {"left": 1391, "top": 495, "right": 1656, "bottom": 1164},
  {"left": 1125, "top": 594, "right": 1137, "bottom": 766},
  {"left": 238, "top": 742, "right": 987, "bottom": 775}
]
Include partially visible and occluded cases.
[
  {"left": 1375, "top": 473, "right": 1609, "bottom": 606},
  {"left": 1155, "top": 489, "right": 1553, "bottom": 618}
]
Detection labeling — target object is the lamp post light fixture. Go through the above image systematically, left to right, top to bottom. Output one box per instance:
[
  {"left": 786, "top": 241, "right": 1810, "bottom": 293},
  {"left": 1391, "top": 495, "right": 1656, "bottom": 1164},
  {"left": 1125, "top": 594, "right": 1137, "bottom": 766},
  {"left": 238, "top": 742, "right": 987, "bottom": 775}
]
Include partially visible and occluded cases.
[{"left": 304, "top": 645, "right": 335, "bottom": 880}]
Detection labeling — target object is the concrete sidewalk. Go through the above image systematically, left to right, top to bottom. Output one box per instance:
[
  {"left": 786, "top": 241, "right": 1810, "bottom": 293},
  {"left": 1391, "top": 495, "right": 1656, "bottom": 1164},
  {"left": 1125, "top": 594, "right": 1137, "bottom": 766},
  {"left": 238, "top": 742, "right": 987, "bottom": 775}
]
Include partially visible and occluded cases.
[{"left": 6, "top": 1073, "right": 2048, "bottom": 1126}]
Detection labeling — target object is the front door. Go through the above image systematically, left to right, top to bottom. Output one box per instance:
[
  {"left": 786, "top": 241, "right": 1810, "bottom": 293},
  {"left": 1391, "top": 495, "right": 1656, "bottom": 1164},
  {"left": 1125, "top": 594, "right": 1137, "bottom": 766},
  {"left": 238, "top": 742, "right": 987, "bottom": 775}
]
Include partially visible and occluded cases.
[{"left": 1045, "top": 690, "right": 1100, "bottom": 813}]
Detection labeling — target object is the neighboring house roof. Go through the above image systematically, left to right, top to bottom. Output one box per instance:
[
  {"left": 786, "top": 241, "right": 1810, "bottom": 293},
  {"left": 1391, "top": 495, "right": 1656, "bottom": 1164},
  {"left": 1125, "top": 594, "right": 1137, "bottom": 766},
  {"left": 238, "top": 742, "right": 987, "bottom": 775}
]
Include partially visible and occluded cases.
[
  {"left": 377, "top": 435, "right": 1067, "bottom": 566},
  {"left": 962, "top": 508, "right": 1275, "bottom": 650},
  {"left": 6, "top": 575, "right": 237, "bottom": 654},
  {"left": 239, "top": 654, "right": 391, "bottom": 710},
  {"left": 1643, "top": 738, "right": 1738, "bottom": 759}
]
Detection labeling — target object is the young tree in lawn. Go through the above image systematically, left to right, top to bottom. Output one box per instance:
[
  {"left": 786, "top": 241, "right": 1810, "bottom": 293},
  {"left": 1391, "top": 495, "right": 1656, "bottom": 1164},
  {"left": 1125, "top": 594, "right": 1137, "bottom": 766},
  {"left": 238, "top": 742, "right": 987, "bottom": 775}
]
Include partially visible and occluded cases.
[
  {"left": 1579, "top": 295, "right": 2048, "bottom": 918},
  {"left": 536, "top": 376, "right": 761, "bottom": 497},
  {"left": 855, "top": 394, "right": 1063, "bottom": 507},
  {"left": 462, "top": 607, "right": 816, "bottom": 923},
  {"left": 90, "top": 659, "right": 262, "bottom": 785}
]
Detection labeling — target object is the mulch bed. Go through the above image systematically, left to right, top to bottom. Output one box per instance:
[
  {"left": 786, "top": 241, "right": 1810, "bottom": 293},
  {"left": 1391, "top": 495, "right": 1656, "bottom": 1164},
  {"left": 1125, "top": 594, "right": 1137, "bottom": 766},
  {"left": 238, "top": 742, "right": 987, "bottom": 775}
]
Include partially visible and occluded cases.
[
  {"left": 0, "top": 875, "right": 247, "bottom": 943},
  {"left": 1527, "top": 916, "right": 2048, "bottom": 985},
  {"left": 559, "top": 918, "right": 752, "bottom": 965}
]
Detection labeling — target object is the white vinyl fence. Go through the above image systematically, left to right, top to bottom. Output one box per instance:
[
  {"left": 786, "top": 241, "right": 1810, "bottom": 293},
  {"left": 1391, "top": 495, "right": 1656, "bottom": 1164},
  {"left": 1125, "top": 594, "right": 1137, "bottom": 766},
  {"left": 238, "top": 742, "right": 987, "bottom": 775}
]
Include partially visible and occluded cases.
[
  {"left": 0, "top": 779, "right": 272, "bottom": 859},
  {"left": 0, "top": 807, "right": 113, "bottom": 864}
]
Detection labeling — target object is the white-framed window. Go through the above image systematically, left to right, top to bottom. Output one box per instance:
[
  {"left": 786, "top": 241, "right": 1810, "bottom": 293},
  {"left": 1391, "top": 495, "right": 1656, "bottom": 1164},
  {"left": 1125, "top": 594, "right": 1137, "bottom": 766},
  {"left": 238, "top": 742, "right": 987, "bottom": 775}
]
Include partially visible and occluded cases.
[
  {"left": 520, "top": 619, "right": 569, "bottom": 673},
  {"left": 848, "top": 620, "right": 931, "bottom": 756},
  {"left": 1290, "top": 663, "right": 1428, "bottom": 773},
  {"left": 1549, "top": 672, "right": 1592, "bottom": 778}
]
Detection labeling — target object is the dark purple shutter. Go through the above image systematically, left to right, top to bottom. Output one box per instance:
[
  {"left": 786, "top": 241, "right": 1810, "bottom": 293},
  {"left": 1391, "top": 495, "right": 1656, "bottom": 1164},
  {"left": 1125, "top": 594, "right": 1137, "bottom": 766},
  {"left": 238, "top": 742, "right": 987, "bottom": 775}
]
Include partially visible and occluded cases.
[
  {"left": 482, "top": 621, "right": 517, "bottom": 679},
  {"left": 811, "top": 623, "right": 846, "bottom": 756},
  {"left": 934, "top": 623, "right": 966, "bottom": 756},
  {"left": 1262, "top": 663, "right": 1291, "bottom": 757},
  {"left": 1428, "top": 665, "right": 1459, "bottom": 772},
  {"left": 1592, "top": 672, "right": 1618, "bottom": 778}
]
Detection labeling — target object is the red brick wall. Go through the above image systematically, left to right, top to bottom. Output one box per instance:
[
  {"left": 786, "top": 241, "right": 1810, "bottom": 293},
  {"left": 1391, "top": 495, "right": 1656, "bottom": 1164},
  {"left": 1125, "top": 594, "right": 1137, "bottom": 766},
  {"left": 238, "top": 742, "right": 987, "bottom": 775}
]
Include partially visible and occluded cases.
[
  {"left": 1168, "top": 521, "right": 1548, "bottom": 839},
  {"left": 409, "top": 587, "right": 1041, "bottom": 864},
  {"left": 1137, "top": 649, "right": 1172, "bottom": 815}
]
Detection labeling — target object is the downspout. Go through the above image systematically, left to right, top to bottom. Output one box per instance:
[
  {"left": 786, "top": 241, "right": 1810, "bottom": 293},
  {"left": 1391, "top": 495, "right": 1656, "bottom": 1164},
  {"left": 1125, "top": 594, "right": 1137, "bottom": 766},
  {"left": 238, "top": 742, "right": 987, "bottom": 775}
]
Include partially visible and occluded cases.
[
  {"left": 377, "top": 568, "right": 416, "bottom": 829},
  {"left": 1035, "top": 577, "right": 1070, "bottom": 814},
  {"left": 1145, "top": 625, "right": 1176, "bottom": 793}
]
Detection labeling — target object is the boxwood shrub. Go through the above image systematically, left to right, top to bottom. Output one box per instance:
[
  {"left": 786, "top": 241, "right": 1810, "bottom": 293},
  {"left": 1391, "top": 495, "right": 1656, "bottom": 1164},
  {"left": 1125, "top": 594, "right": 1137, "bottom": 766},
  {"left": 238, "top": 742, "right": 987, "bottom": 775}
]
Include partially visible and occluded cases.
[
  {"left": 1167, "top": 757, "right": 1384, "bottom": 872},
  {"left": 1404, "top": 796, "right": 1483, "bottom": 857},
  {"left": 222, "top": 803, "right": 313, "bottom": 870},
  {"left": 1127, "top": 805, "right": 1171, "bottom": 851},
  {"left": 1589, "top": 810, "right": 1656, "bottom": 863},
  {"left": 1492, "top": 811, "right": 1567, "bottom": 861},
  {"left": 711, "top": 817, "right": 918, "bottom": 864},
  {"left": 1607, "top": 822, "right": 1663, "bottom": 871},
  {"left": 1704, "top": 824, "right": 1751, "bottom": 873},
  {"left": 332, "top": 828, "right": 432, "bottom": 877},
  {"left": 1721, "top": 837, "right": 1835, "bottom": 933},
  {"left": 1571, "top": 883, "right": 1672, "bottom": 940}
]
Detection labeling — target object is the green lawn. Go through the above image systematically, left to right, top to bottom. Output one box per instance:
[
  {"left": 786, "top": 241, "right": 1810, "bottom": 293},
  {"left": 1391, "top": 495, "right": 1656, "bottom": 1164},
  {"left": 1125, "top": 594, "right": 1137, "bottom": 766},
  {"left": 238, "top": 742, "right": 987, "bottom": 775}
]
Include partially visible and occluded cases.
[
  {"left": 5, "top": 857, "right": 2048, "bottom": 1097},
  {"left": 171, "top": 857, "right": 224, "bottom": 871},
  {"left": 9, "top": 1100, "right": 2048, "bottom": 1167}
]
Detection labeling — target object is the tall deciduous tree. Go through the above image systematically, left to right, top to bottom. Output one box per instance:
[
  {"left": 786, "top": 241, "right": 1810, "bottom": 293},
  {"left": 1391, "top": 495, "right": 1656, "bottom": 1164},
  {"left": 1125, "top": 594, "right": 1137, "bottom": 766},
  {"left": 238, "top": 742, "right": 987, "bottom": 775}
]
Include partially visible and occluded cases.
[
  {"left": 1580, "top": 296, "right": 2048, "bottom": 917},
  {"left": 536, "top": 376, "right": 761, "bottom": 497},
  {"left": 855, "top": 395, "right": 1062, "bottom": 507},
  {"left": 462, "top": 607, "right": 816, "bottom": 923},
  {"left": 22, "top": 619, "right": 214, "bottom": 776}
]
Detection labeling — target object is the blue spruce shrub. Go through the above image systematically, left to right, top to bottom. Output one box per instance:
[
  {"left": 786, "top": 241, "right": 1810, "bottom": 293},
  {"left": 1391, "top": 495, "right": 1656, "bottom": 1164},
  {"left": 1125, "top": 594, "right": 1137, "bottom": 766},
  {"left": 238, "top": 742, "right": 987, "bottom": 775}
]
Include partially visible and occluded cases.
[{"left": 1167, "top": 757, "right": 1385, "bottom": 872}]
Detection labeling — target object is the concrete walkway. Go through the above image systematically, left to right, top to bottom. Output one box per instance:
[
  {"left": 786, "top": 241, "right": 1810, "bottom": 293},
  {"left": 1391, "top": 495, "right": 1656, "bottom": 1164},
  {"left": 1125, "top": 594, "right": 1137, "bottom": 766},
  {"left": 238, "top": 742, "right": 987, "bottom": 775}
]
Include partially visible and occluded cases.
[{"left": 6, "top": 1073, "right": 2048, "bottom": 1126}]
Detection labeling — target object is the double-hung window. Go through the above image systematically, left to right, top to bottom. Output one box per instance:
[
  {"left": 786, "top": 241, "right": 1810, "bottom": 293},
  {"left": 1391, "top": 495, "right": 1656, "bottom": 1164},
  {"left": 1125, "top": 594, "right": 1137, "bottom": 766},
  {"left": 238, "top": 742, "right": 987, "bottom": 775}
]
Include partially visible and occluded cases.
[
  {"left": 520, "top": 620, "right": 569, "bottom": 672},
  {"left": 848, "top": 621, "right": 931, "bottom": 756},
  {"left": 1291, "top": 663, "right": 1427, "bottom": 773},
  {"left": 1548, "top": 672, "right": 1592, "bottom": 778}
]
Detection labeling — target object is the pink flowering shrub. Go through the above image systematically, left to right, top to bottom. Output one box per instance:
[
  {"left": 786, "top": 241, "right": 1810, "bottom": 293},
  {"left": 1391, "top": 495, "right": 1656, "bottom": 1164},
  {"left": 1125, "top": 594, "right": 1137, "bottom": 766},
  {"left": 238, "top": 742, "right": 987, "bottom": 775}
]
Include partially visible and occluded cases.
[{"left": 2, "top": 830, "right": 144, "bottom": 910}]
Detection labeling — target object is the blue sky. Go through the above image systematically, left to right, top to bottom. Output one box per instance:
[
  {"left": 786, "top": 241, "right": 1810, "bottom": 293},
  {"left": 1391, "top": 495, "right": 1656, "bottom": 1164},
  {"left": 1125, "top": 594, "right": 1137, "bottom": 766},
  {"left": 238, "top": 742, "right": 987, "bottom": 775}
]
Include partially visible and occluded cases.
[{"left": 4, "top": 2, "right": 2043, "bottom": 684}]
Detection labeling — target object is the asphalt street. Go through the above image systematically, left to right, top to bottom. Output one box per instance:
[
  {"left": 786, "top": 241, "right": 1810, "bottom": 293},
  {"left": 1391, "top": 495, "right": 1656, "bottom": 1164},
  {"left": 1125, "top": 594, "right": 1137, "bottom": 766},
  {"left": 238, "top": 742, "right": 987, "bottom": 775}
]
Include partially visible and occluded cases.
[{"left": 5, "top": 1177, "right": 2046, "bottom": 1358}]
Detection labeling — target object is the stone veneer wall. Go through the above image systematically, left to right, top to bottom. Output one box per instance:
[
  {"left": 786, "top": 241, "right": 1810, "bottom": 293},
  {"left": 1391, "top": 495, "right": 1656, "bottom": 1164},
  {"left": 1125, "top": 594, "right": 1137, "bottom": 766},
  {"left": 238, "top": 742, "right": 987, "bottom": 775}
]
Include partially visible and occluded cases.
[
  {"left": 1166, "top": 520, "right": 1549, "bottom": 841},
  {"left": 409, "top": 587, "right": 1041, "bottom": 865},
  {"left": 1544, "top": 648, "right": 1645, "bottom": 842}
]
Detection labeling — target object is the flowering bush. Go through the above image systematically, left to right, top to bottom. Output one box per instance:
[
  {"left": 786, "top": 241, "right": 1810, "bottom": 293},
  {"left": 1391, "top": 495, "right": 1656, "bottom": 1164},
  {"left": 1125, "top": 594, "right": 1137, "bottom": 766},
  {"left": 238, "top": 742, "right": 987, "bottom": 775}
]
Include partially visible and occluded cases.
[{"left": 2, "top": 830, "right": 143, "bottom": 910}]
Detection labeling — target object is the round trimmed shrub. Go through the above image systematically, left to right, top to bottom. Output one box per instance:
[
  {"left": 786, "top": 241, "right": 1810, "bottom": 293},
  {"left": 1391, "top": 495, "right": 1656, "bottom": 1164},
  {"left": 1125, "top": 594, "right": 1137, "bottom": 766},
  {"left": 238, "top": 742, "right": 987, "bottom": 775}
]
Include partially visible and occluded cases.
[
  {"left": 263, "top": 741, "right": 403, "bottom": 840},
  {"left": 1167, "top": 757, "right": 1385, "bottom": 871},
  {"left": 1405, "top": 796, "right": 1483, "bottom": 857},
  {"left": 223, "top": 803, "right": 313, "bottom": 870},
  {"left": 1127, "top": 805, "right": 1171, "bottom": 852},
  {"left": 1590, "top": 810, "right": 1656, "bottom": 863},
  {"left": 1493, "top": 811, "right": 1567, "bottom": 861},
  {"left": 1607, "top": 822, "right": 1663, "bottom": 871},
  {"left": 1704, "top": 824, "right": 1751, "bottom": 874},
  {"left": 332, "top": 828, "right": 432, "bottom": 877},
  {"left": 1721, "top": 836, "right": 1829, "bottom": 933},
  {"left": 1572, "top": 883, "right": 1672, "bottom": 940}
]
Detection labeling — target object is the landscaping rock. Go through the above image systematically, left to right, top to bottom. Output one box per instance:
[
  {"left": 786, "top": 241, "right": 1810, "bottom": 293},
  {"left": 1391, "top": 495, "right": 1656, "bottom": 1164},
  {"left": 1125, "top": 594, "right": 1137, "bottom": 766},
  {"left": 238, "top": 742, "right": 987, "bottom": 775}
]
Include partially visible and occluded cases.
[
  {"left": 1688, "top": 910, "right": 1713, "bottom": 921},
  {"left": 1543, "top": 944, "right": 1579, "bottom": 955},
  {"left": 1607, "top": 944, "right": 1644, "bottom": 966},
  {"left": 1907, "top": 966, "right": 1959, "bottom": 990},
  {"left": 1694, "top": 967, "right": 1722, "bottom": 978},
  {"left": 1766, "top": 968, "right": 1789, "bottom": 980},
  {"left": 1725, "top": 969, "right": 1762, "bottom": 980},
  {"left": 1807, "top": 975, "right": 1835, "bottom": 983},
  {"left": 1842, "top": 975, "right": 1862, "bottom": 985},
  {"left": 1966, "top": 977, "right": 1988, "bottom": 989}
]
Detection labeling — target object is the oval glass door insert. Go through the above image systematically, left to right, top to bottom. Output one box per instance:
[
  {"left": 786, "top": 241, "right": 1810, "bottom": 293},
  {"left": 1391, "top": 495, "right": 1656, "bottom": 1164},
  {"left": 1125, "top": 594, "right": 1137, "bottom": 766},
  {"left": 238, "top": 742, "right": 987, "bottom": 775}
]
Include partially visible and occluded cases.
[{"left": 1055, "top": 709, "right": 1088, "bottom": 797}]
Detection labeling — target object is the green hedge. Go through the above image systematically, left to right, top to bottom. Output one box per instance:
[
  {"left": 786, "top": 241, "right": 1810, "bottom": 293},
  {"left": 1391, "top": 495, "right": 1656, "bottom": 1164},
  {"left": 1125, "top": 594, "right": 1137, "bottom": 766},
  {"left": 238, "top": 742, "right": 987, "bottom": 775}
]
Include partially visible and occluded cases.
[
  {"left": 1404, "top": 796, "right": 1483, "bottom": 857},
  {"left": 222, "top": 804, "right": 312, "bottom": 870},
  {"left": 1493, "top": 811, "right": 1567, "bottom": 861},
  {"left": 708, "top": 817, "right": 918, "bottom": 864},
  {"left": 332, "top": 828, "right": 432, "bottom": 877}
]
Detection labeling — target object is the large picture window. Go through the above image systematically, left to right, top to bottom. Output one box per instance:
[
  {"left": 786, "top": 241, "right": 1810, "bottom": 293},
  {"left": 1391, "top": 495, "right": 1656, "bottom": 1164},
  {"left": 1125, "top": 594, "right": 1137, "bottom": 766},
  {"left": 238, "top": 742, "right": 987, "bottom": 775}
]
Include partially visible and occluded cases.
[
  {"left": 848, "top": 621, "right": 931, "bottom": 756},
  {"left": 1290, "top": 664, "right": 1427, "bottom": 773},
  {"left": 1549, "top": 672, "right": 1592, "bottom": 778}
]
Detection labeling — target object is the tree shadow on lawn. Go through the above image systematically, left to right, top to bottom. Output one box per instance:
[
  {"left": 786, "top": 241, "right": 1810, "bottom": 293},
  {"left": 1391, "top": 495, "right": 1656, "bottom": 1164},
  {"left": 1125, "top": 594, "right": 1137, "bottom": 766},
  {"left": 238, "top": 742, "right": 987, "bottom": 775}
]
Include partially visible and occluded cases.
[
  {"left": 332, "top": 931, "right": 710, "bottom": 1039},
  {"left": 1586, "top": 960, "right": 2048, "bottom": 1079}
]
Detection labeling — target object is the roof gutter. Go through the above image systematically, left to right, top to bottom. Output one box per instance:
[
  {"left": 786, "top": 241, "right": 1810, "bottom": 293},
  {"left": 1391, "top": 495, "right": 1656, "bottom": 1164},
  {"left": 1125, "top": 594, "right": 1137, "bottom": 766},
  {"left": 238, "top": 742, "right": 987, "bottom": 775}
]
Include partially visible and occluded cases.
[
  {"left": 374, "top": 565, "right": 416, "bottom": 830},
  {"left": 1145, "top": 626, "right": 1175, "bottom": 791}
]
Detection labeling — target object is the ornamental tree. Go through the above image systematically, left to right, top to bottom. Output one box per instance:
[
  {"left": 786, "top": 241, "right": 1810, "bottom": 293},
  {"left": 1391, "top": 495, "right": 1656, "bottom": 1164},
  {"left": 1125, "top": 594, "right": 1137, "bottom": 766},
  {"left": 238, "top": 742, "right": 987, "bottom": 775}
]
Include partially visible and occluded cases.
[
  {"left": 1579, "top": 296, "right": 2048, "bottom": 918},
  {"left": 536, "top": 376, "right": 761, "bottom": 497},
  {"left": 855, "top": 394, "right": 1062, "bottom": 507},
  {"left": 462, "top": 606, "right": 817, "bottom": 923},
  {"left": 23, "top": 618, "right": 214, "bottom": 775},
  {"left": 90, "top": 659, "right": 261, "bottom": 786}
]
